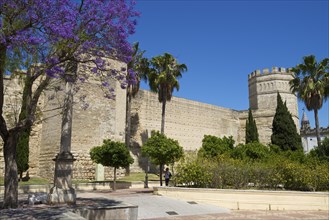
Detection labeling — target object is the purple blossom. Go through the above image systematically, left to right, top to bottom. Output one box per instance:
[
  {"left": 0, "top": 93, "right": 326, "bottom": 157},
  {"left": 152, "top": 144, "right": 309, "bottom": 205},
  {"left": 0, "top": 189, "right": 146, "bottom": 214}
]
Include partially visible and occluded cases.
[
  {"left": 2, "top": 0, "right": 139, "bottom": 100},
  {"left": 91, "top": 67, "right": 98, "bottom": 74},
  {"left": 127, "top": 69, "right": 137, "bottom": 86},
  {"left": 102, "top": 82, "right": 109, "bottom": 87}
]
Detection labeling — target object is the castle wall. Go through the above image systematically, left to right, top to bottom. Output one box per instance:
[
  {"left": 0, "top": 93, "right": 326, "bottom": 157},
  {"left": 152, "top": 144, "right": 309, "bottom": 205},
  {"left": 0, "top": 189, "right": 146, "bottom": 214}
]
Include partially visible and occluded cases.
[
  {"left": 37, "top": 62, "right": 127, "bottom": 180},
  {"left": 0, "top": 65, "right": 300, "bottom": 180},
  {"left": 130, "top": 90, "right": 244, "bottom": 156}
]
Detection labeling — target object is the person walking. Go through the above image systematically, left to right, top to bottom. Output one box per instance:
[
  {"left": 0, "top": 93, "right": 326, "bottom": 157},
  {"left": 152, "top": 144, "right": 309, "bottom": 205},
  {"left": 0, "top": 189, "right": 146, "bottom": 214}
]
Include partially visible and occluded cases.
[{"left": 164, "top": 168, "right": 172, "bottom": 186}]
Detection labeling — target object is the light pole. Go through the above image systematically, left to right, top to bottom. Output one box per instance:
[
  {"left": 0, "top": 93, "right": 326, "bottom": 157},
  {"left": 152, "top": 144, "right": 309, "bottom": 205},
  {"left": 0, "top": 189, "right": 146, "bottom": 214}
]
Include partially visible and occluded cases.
[{"left": 144, "top": 158, "right": 149, "bottom": 188}]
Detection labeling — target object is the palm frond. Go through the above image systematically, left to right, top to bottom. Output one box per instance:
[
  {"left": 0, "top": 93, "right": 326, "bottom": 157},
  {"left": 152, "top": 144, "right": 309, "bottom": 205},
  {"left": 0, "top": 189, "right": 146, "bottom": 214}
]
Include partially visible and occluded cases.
[{"left": 148, "top": 53, "right": 187, "bottom": 103}]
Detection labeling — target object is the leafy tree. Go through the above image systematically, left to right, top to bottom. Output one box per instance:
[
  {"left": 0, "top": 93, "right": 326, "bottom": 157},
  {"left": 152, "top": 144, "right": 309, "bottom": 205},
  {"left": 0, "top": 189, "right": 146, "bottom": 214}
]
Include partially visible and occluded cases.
[
  {"left": 0, "top": 0, "right": 138, "bottom": 208},
  {"left": 148, "top": 53, "right": 187, "bottom": 134},
  {"left": 289, "top": 55, "right": 329, "bottom": 146},
  {"left": 271, "top": 93, "right": 302, "bottom": 151},
  {"left": 245, "top": 109, "right": 259, "bottom": 143},
  {"left": 141, "top": 131, "right": 184, "bottom": 186},
  {"left": 198, "top": 135, "right": 234, "bottom": 158},
  {"left": 309, "top": 137, "right": 329, "bottom": 161},
  {"left": 90, "top": 140, "right": 134, "bottom": 191},
  {"left": 231, "top": 142, "right": 269, "bottom": 161}
]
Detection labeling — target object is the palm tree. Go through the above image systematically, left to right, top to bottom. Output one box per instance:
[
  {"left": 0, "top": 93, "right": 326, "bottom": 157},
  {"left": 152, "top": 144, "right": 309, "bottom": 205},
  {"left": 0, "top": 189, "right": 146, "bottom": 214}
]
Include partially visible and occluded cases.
[
  {"left": 125, "top": 42, "right": 149, "bottom": 150},
  {"left": 148, "top": 53, "right": 187, "bottom": 134},
  {"left": 289, "top": 55, "right": 329, "bottom": 146}
]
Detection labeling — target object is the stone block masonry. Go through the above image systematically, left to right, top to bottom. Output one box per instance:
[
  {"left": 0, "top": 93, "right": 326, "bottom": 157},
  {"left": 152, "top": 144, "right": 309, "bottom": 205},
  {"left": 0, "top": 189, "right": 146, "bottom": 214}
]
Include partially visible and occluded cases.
[
  {"left": 36, "top": 61, "right": 127, "bottom": 180},
  {"left": 0, "top": 65, "right": 299, "bottom": 180},
  {"left": 248, "top": 67, "right": 299, "bottom": 132},
  {"left": 130, "top": 90, "right": 244, "bottom": 151}
]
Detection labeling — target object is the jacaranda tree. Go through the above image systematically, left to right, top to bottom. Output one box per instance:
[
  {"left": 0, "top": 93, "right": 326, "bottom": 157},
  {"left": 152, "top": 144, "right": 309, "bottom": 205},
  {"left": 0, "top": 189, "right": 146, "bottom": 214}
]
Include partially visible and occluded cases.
[{"left": 0, "top": 0, "right": 138, "bottom": 208}]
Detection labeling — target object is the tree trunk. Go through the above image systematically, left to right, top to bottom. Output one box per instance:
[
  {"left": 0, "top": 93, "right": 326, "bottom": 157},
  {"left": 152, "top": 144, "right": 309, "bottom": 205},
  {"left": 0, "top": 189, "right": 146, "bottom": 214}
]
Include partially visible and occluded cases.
[
  {"left": 0, "top": 44, "right": 7, "bottom": 139},
  {"left": 0, "top": 44, "right": 18, "bottom": 209},
  {"left": 0, "top": 44, "right": 5, "bottom": 106},
  {"left": 124, "top": 86, "right": 132, "bottom": 175},
  {"left": 161, "top": 96, "right": 166, "bottom": 134},
  {"left": 314, "top": 108, "right": 321, "bottom": 146},
  {"left": 3, "top": 130, "right": 19, "bottom": 209},
  {"left": 159, "top": 164, "right": 164, "bottom": 186},
  {"left": 113, "top": 167, "right": 117, "bottom": 191}
]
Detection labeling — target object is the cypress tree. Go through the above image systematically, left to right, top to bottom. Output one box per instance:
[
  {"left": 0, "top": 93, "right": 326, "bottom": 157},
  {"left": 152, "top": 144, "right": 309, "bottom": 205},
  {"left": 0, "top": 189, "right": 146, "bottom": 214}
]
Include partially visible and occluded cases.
[
  {"left": 16, "top": 76, "right": 31, "bottom": 181},
  {"left": 271, "top": 93, "right": 302, "bottom": 151},
  {"left": 245, "top": 108, "right": 259, "bottom": 144},
  {"left": 17, "top": 129, "right": 30, "bottom": 180}
]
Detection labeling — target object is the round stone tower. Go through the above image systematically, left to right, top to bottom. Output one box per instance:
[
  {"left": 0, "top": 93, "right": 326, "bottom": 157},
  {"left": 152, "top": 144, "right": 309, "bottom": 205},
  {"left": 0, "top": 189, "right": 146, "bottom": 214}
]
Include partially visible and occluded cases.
[{"left": 247, "top": 67, "right": 299, "bottom": 143}]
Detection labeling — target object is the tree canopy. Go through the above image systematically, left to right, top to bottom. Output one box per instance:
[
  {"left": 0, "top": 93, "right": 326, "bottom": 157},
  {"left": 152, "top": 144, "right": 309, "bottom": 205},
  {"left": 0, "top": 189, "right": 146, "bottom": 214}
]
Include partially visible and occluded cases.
[
  {"left": 0, "top": 0, "right": 138, "bottom": 208},
  {"left": 148, "top": 53, "right": 187, "bottom": 133},
  {"left": 289, "top": 55, "right": 329, "bottom": 146},
  {"left": 271, "top": 93, "right": 302, "bottom": 151},
  {"left": 245, "top": 109, "right": 259, "bottom": 144},
  {"left": 141, "top": 131, "right": 183, "bottom": 186},
  {"left": 198, "top": 135, "right": 235, "bottom": 158},
  {"left": 90, "top": 139, "right": 134, "bottom": 169},
  {"left": 90, "top": 139, "right": 134, "bottom": 191}
]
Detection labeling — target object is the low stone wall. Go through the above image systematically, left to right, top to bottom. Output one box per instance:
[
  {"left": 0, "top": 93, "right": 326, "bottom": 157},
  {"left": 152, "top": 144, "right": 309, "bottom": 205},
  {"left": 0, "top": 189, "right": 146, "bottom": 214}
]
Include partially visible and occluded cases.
[
  {"left": 0, "top": 181, "right": 160, "bottom": 194},
  {"left": 154, "top": 187, "right": 329, "bottom": 211},
  {"left": 73, "top": 203, "right": 138, "bottom": 220}
]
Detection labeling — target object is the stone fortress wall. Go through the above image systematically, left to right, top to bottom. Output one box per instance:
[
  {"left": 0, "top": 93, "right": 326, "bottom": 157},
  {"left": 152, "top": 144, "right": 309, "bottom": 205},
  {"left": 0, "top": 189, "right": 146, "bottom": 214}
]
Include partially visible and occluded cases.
[
  {"left": 0, "top": 60, "right": 127, "bottom": 180},
  {"left": 35, "top": 61, "right": 127, "bottom": 180},
  {"left": 0, "top": 65, "right": 298, "bottom": 180},
  {"left": 130, "top": 90, "right": 244, "bottom": 150}
]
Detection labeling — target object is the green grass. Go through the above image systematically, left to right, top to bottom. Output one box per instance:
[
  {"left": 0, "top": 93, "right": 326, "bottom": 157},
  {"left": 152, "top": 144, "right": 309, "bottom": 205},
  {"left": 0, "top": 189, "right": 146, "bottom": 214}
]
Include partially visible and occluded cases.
[
  {"left": 118, "top": 172, "right": 159, "bottom": 182},
  {"left": 0, "top": 177, "right": 50, "bottom": 186}
]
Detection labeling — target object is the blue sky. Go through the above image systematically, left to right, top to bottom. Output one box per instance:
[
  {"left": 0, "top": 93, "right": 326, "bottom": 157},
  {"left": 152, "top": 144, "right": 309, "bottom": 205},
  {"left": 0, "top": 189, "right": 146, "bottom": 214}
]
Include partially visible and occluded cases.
[{"left": 130, "top": 0, "right": 329, "bottom": 128}]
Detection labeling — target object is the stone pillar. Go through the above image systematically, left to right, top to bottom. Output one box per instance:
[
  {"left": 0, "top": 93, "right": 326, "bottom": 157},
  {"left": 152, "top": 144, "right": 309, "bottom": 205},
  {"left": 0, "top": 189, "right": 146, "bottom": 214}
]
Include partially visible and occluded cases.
[
  {"left": 48, "top": 61, "right": 77, "bottom": 205},
  {"left": 48, "top": 151, "right": 76, "bottom": 204},
  {"left": 95, "top": 164, "right": 105, "bottom": 181}
]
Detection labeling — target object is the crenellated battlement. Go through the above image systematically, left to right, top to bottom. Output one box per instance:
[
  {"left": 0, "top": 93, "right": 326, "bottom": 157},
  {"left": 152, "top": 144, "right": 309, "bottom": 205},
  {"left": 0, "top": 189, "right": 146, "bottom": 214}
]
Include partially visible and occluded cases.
[
  {"left": 248, "top": 65, "right": 298, "bottom": 127},
  {"left": 248, "top": 67, "right": 293, "bottom": 79}
]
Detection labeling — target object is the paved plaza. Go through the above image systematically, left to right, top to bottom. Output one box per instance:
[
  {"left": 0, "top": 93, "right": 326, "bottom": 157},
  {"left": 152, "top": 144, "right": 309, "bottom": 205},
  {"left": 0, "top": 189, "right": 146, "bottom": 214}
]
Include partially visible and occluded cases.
[{"left": 0, "top": 188, "right": 328, "bottom": 219}]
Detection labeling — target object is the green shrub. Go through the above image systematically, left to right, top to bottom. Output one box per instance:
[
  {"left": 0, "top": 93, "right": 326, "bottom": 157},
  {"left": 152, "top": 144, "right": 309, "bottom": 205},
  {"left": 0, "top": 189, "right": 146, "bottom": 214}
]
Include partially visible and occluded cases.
[
  {"left": 198, "top": 135, "right": 234, "bottom": 158},
  {"left": 309, "top": 137, "right": 329, "bottom": 161},
  {"left": 231, "top": 142, "right": 270, "bottom": 161},
  {"left": 176, "top": 143, "right": 329, "bottom": 191},
  {"left": 175, "top": 153, "right": 211, "bottom": 187},
  {"left": 219, "top": 159, "right": 251, "bottom": 189},
  {"left": 280, "top": 161, "right": 311, "bottom": 191}
]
